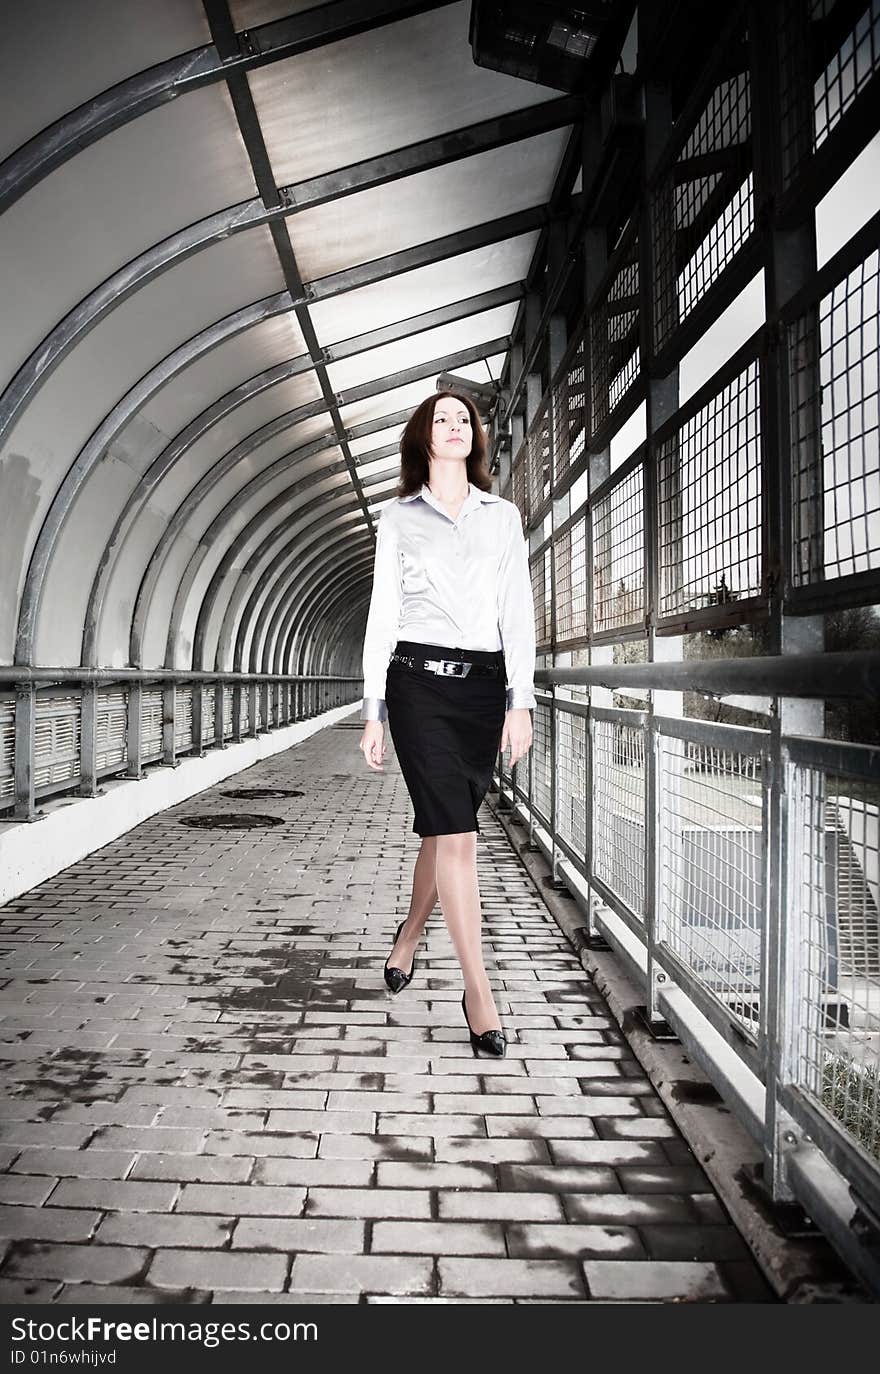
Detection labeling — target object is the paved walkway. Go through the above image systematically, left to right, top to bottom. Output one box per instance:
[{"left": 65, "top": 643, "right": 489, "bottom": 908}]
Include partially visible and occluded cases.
[{"left": 0, "top": 718, "right": 774, "bottom": 1304}]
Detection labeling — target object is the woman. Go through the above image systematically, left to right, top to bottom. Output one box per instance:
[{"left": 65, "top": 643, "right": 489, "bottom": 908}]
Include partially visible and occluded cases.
[{"left": 358, "top": 390, "right": 536, "bottom": 1057}]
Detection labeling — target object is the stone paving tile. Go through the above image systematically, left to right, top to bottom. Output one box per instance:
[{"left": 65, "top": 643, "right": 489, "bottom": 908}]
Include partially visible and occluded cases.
[
  {"left": 0, "top": 726, "right": 775, "bottom": 1304},
  {"left": 11, "top": 1149, "right": 137, "bottom": 1180},
  {"left": 130, "top": 1154, "right": 254, "bottom": 1183},
  {"left": 0, "top": 1175, "right": 59, "bottom": 1204},
  {"left": 46, "top": 1181, "right": 179, "bottom": 1213},
  {"left": 0, "top": 1206, "right": 101, "bottom": 1242},
  {"left": 94, "top": 1213, "right": 234, "bottom": 1248},
  {"left": 231, "top": 1218, "right": 365, "bottom": 1253},
  {"left": 372, "top": 1221, "right": 506, "bottom": 1255},
  {"left": 507, "top": 1222, "right": 646, "bottom": 1259},
  {"left": 4, "top": 1244, "right": 150, "bottom": 1285},
  {"left": 148, "top": 1249, "right": 288, "bottom": 1292},
  {"left": 289, "top": 1254, "right": 434, "bottom": 1296},
  {"left": 439, "top": 1257, "right": 585, "bottom": 1298},
  {"left": 583, "top": 1259, "right": 731, "bottom": 1301},
  {"left": 52, "top": 1284, "right": 208, "bottom": 1305}
]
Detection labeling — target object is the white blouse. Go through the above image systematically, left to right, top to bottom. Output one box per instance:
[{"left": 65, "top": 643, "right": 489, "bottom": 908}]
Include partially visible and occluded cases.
[{"left": 360, "top": 481, "right": 537, "bottom": 722}]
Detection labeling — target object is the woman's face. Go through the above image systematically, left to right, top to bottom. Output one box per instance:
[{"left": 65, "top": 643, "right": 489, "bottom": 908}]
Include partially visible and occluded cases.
[{"left": 429, "top": 396, "right": 473, "bottom": 462}]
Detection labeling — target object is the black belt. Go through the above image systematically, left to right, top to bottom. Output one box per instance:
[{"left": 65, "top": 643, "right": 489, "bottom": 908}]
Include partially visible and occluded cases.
[{"left": 389, "top": 650, "right": 503, "bottom": 679}]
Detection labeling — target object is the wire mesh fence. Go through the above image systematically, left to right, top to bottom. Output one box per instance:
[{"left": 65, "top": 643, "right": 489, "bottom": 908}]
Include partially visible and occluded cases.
[
  {"left": 490, "top": 0, "right": 880, "bottom": 1291},
  {"left": 653, "top": 49, "right": 754, "bottom": 354},
  {"left": 590, "top": 230, "right": 641, "bottom": 439},
  {"left": 790, "top": 244, "right": 880, "bottom": 589},
  {"left": 552, "top": 327, "right": 587, "bottom": 485},
  {"left": 657, "top": 357, "right": 763, "bottom": 623},
  {"left": 592, "top": 459, "right": 645, "bottom": 639},
  {"left": 553, "top": 514, "right": 588, "bottom": 646},
  {"left": 555, "top": 704, "right": 587, "bottom": 862},
  {"left": 591, "top": 710, "right": 647, "bottom": 921},
  {"left": 656, "top": 727, "right": 765, "bottom": 1035},
  {"left": 788, "top": 754, "right": 880, "bottom": 1167}
]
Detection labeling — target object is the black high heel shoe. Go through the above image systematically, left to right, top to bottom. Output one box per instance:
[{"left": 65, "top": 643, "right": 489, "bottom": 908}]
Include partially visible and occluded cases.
[
  {"left": 383, "top": 920, "right": 416, "bottom": 994},
  {"left": 461, "top": 990, "right": 506, "bottom": 1058}
]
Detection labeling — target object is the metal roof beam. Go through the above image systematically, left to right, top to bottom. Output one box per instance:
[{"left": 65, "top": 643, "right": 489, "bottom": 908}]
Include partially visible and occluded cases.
[
  {"left": 0, "top": 0, "right": 459, "bottom": 213},
  {"left": 202, "top": 0, "right": 372, "bottom": 585},
  {"left": 277, "top": 96, "right": 581, "bottom": 213},
  {"left": 0, "top": 205, "right": 548, "bottom": 452}
]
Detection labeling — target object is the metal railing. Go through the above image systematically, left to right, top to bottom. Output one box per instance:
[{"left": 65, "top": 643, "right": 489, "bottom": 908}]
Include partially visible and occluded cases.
[
  {"left": 496, "top": 652, "right": 880, "bottom": 1293},
  {"left": 0, "top": 668, "right": 362, "bottom": 822}
]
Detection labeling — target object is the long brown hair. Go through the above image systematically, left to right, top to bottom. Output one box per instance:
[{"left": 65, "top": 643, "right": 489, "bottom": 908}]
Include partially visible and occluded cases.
[{"left": 397, "top": 391, "right": 492, "bottom": 496}]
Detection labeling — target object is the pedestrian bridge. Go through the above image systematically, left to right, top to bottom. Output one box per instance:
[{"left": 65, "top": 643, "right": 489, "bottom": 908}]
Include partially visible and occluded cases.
[{"left": 0, "top": 0, "right": 879, "bottom": 1303}]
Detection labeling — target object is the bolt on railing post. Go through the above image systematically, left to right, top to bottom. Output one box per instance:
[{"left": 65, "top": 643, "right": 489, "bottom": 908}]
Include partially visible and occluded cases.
[
  {"left": 13, "top": 682, "right": 37, "bottom": 822},
  {"left": 79, "top": 682, "right": 99, "bottom": 796},
  {"left": 125, "top": 682, "right": 143, "bottom": 778}
]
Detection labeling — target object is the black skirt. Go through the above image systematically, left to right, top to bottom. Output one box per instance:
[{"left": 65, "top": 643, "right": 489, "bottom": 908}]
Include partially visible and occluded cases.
[{"left": 384, "top": 639, "right": 507, "bottom": 837}]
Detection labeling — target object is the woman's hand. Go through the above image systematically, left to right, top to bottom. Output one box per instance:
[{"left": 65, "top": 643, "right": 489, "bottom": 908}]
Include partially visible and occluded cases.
[
  {"left": 500, "top": 708, "right": 533, "bottom": 767},
  {"left": 360, "top": 720, "right": 387, "bottom": 771}
]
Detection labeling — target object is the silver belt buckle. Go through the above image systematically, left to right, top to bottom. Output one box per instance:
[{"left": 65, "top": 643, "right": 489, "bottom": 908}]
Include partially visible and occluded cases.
[{"left": 426, "top": 658, "right": 470, "bottom": 677}]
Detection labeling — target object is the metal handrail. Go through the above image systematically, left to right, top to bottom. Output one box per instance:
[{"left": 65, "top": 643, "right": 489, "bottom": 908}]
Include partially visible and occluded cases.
[
  {"left": 534, "top": 651, "right": 880, "bottom": 700},
  {"left": 0, "top": 668, "right": 361, "bottom": 685}
]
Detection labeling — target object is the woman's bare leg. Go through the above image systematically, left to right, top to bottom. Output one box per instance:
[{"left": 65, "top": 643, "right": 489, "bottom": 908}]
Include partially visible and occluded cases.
[
  {"left": 434, "top": 831, "right": 500, "bottom": 1034},
  {"left": 387, "top": 835, "right": 437, "bottom": 975}
]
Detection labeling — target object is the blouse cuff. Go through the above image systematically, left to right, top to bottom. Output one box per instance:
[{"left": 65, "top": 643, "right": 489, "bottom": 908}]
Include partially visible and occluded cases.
[
  {"left": 506, "top": 687, "right": 536, "bottom": 711},
  {"left": 361, "top": 697, "right": 388, "bottom": 722}
]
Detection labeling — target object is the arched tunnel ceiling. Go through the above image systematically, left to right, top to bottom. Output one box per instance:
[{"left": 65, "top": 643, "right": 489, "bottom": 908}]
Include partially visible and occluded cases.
[{"left": 0, "top": 0, "right": 584, "bottom": 677}]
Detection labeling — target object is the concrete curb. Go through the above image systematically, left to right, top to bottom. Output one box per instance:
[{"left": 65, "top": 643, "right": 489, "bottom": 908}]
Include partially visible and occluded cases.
[{"left": 485, "top": 795, "right": 869, "bottom": 1304}]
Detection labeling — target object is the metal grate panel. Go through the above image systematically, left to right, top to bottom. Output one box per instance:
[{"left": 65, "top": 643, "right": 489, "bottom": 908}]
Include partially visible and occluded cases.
[
  {"left": 816, "top": 0, "right": 880, "bottom": 149},
  {"left": 655, "top": 66, "right": 754, "bottom": 353},
  {"left": 591, "top": 232, "right": 640, "bottom": 437},
  {"left": 790, "top": 247, "right": 880, "bottom": 587},
  {"left": 552, "top": 328, "right": 586, "bottom": 484},
  {"left": 658, "top": 358, "right": 763, "bottom": 621},
  {"left": 526, "top": 400, "right": 552, "bottom": 516},
  {"left": 512, "top": 445, "right": 528, "bottom": 523},
  {"left": 592, "top": 462, "right": 645, "bottom": 638},
  {"left": 554, "top": 515, "right": 588, "bottom": 645},
  {"left": 533, "top": 545, "right": 551, "bottom": 647},
  {"left": 174, "top": 686, "right": 193, "bottom": 751},
  {"left": 95, "top": 688, "right": 127, "bottom": 772},
  {"left": 141, "top": 688, "right": 163, "bottom": 763},
  {"left": 203, "top": 688, "right": 216, "bottom": 743},
  {"left": 34, "top": 693, "right": 80, "bottom": 790},
  {"left": 532, "top": 696, "right": 552, "bottom": 825},
  {"left": 0, "top": 697, "right": 14, "bottom": 803},
  {"left": 556, "top": 705, "right": 587, "bottom": 859},
  {"left": 592, "top": 714, "right": 646, "bottom": 920},
  {"left": 658, "top": 735, "right": 765, "bottom": 1033},
  {"left": 789, "top": 762, "right": 880, "bottom": 1163}
]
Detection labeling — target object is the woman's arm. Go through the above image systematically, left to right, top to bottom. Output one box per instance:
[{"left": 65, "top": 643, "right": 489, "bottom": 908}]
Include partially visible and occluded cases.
[
  {"left": 497, "top": 504, "right": 537, "bottom": 713},
  {"left": 361, "top": 509, "right": 402, "bottom": 722}
]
